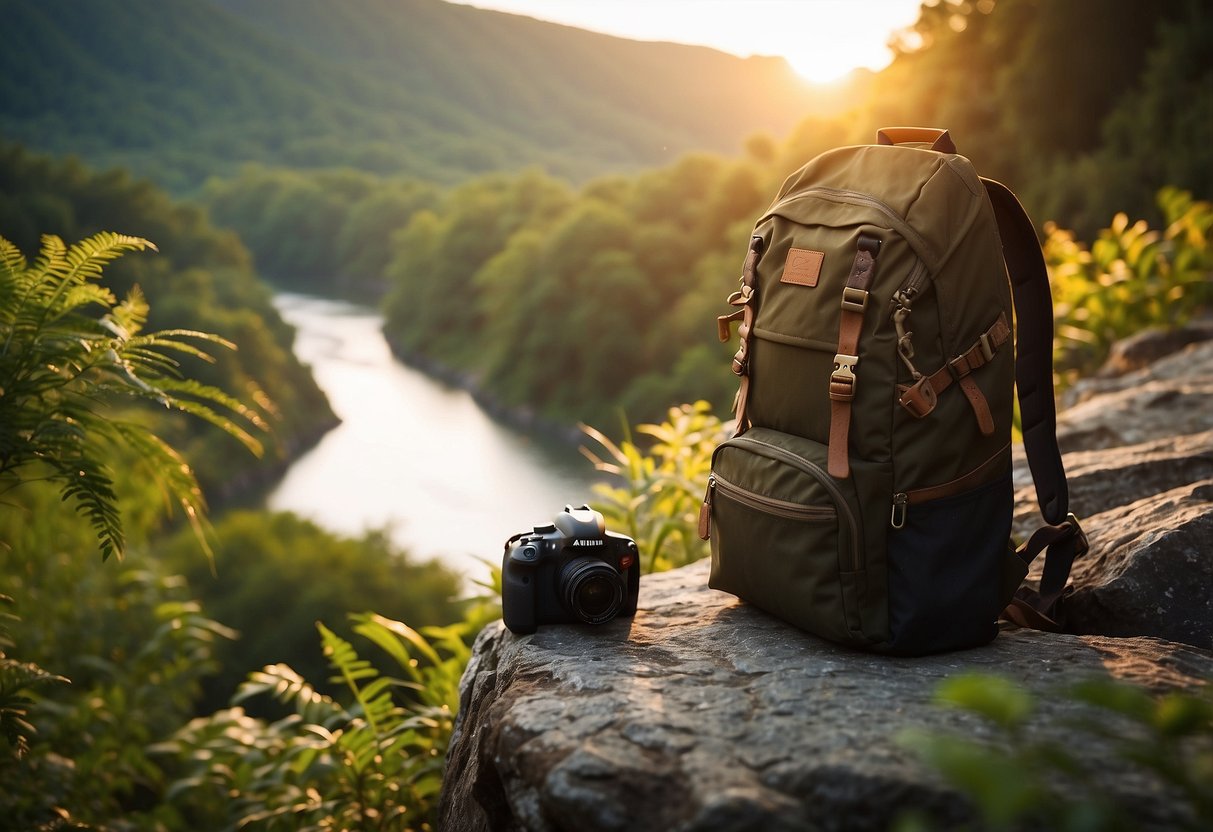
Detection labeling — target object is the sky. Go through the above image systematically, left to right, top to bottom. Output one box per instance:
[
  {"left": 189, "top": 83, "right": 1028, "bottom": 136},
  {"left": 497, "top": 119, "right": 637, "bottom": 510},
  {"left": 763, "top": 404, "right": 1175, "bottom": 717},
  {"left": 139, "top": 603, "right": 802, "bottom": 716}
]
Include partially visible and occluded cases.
[{"left": 449, "top": 0, "right": 927, "bottom": 83}]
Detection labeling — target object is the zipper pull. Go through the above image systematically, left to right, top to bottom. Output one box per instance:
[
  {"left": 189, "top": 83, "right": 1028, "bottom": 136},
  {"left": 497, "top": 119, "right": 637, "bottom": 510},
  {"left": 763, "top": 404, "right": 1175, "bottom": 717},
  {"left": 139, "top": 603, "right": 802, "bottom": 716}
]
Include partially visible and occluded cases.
[
  {"left": 698, "top": 476, "right": 716, "bottom": 540},
  {"left": 890, "top": 492, "right": 908, "bottom": 529}
]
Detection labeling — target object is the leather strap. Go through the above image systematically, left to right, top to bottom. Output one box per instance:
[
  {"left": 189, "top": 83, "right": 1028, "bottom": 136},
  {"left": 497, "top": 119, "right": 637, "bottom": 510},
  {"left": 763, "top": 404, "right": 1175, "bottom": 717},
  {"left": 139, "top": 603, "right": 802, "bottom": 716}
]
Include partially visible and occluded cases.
[
  {"left": 827, "top": 234, "right": 881, "bottom": 478},
  {"left": 724, "top": 237, "right": 764, "bottom": 434},
  {"left": 897, "top": 312, "right": 1011, "bottom": 433},
  {"left": 904, "top": 442, "right": 1010, "bottom": 505}
]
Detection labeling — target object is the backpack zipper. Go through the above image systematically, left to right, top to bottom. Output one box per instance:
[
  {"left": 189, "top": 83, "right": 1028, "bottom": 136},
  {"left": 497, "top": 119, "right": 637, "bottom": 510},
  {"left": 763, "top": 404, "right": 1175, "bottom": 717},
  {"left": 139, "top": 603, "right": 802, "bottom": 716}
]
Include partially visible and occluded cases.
[
  {"left": 763, "top": 186, "right": 936, "bottom": 269},
  {"left": 895, "top": 259, "right": 930, "bottom": 301},
  {"left": 720, "top": 435, "right": 862, "bottom": 571},
  {"left": 708, "top": 473, "right": 838, "bottom": 523}
]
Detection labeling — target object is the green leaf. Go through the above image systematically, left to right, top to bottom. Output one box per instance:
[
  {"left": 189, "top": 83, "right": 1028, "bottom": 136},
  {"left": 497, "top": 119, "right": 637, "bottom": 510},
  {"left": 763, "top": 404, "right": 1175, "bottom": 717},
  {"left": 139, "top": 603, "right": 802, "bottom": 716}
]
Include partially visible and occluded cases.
[{"left": 934, "top": 673, "right": 1033, "bottom": 730}]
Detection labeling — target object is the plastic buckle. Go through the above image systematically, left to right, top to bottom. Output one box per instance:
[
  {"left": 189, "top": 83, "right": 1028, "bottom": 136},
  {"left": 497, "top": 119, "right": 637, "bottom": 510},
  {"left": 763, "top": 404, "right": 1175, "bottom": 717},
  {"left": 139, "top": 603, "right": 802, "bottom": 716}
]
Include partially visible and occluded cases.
[
  {"left": 728, "top": 285, "right": 755, "bottom": 307},
  {"left": 841, "top": 286, "right": 868, "bottom": 314},
  {"left": 717, "top": 309, "right": 744, "bottom": 342},
  {"left": 979, "top": 331, "right": 995, "bottom": 363},
  {"left": 829, "top": 353, "right": 858, "bottom": 401},
  {"left": 1065, "top": 513, "right": 1089, "bottom": 558}
]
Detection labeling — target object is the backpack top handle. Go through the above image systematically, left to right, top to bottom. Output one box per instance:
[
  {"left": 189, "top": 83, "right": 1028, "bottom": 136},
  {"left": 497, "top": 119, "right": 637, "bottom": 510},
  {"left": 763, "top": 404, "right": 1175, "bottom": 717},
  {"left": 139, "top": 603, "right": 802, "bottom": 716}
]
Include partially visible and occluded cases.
[{"left": 876, "top": 127, "right": 957, "bottom": 154}]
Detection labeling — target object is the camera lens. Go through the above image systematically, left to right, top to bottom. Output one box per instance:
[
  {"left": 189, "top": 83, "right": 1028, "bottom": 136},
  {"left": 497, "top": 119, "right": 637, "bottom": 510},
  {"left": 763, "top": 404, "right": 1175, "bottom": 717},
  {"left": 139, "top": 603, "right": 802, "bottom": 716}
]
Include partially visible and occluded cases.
[{"left": 559, "top": 557, "right": 625, "bottom": 625}]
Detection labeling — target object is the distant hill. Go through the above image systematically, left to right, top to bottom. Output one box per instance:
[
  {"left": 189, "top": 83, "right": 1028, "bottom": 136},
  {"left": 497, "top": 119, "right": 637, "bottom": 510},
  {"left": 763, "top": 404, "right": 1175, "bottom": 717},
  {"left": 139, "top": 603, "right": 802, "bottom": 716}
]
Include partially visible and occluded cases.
[{"left": 0, "top": 0, "right": 852, "bottom": 191}]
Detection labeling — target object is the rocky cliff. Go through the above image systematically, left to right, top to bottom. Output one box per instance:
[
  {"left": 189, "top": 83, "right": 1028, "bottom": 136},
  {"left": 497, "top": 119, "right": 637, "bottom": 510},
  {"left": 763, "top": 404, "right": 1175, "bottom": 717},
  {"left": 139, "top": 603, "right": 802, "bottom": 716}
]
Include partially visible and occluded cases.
[{"left": 441, "top": 328, "right": 1213, "bottom": 832}]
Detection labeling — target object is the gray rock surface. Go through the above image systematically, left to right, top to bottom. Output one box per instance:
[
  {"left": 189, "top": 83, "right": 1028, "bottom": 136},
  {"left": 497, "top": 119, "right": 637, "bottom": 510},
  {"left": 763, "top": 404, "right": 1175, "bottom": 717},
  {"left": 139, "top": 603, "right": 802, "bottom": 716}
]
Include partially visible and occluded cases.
[
  {"left": 442, "top": 335, "right": 1213, "bottom": 831},
  {"left": 1010, "top": 336, "right": 1213, "bottom": 648},
  {"left": 1050, "top": 339, "right": 1213, "bottom": 452},
  {"left": 1047, "top": 479, "right": 1213, "bottom": 648},
  {"left": 440, "top": 560, "right": 1211, "bottom": 832}
]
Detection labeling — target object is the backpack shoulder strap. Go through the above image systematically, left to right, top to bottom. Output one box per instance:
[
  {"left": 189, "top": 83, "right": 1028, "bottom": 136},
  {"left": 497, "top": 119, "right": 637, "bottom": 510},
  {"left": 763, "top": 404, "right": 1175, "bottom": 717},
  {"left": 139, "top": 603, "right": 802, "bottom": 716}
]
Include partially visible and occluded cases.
[{"left": 981, "top": 178, "right": 1088, "bottom": 629}]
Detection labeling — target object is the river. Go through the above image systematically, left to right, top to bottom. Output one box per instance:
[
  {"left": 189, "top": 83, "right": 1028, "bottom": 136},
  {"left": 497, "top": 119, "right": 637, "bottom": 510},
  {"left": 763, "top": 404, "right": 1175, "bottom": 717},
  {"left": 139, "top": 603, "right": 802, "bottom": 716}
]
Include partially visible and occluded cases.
[{"left": 264, "top": 293, "right": 603, "bottom": 583}]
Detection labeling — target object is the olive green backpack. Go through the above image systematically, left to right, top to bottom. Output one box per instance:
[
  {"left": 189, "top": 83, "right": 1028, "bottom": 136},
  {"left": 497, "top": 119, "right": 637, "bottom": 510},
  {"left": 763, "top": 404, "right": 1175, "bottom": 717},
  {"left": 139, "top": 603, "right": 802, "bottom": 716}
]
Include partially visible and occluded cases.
[{"left": 700, "top": 128, "right": 1088, "bottom": 655}]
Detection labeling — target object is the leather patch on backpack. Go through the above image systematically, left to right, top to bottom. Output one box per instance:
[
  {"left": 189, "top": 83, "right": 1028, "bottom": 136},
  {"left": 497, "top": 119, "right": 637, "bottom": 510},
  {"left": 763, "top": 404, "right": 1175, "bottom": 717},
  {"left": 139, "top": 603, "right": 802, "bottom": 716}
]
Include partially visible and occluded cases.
[{"left": 781, "top": 248, "right": 825, "bottom": 287}]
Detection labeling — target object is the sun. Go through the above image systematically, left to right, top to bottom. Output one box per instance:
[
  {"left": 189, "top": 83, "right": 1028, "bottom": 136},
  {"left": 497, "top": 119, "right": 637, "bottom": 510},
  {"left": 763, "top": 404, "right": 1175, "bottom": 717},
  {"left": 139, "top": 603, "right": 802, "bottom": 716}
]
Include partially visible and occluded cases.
[{"left": 783, "top": 52, "right": 859, "bottom": 86}]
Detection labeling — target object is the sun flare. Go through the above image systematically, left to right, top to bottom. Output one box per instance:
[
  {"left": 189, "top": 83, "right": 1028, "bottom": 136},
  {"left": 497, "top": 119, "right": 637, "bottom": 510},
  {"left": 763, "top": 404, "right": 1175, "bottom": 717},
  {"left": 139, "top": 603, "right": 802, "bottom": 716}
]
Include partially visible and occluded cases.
[
  {"left": 450, "top": 0, "right": 924, "bottom": 87},
  {"left": 783, "top": 53, "right": 858, "bottom": 86}
]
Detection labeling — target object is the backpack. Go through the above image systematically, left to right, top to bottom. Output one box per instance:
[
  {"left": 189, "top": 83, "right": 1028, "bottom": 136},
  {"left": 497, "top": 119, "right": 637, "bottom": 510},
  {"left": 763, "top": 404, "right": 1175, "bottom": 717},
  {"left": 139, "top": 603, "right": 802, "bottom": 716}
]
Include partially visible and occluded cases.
[{"left": 700, "top": 127, "right": 1088, "bottom": 655}]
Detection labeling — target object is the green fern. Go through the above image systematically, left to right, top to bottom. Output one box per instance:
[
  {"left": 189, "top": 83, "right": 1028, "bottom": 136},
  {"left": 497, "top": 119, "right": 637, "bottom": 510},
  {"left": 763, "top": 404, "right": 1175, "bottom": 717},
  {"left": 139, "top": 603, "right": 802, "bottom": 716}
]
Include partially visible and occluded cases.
[
  {"left": 0, "top": 231, "right": 267, "bottom": 560},
  {"left": 0, "top": 595, "right": 68, "bottom": 760},
  {"left": 159, "top": 611, "right": 477, "bottom": 831}
]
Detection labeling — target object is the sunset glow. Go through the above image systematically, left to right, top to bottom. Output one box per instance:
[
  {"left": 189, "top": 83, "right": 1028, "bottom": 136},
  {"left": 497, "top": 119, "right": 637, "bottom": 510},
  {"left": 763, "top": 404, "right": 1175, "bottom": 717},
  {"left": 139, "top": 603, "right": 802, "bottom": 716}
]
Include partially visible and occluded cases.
[{"left": 451, "top": 0, "right": 924, "bottom": 84}]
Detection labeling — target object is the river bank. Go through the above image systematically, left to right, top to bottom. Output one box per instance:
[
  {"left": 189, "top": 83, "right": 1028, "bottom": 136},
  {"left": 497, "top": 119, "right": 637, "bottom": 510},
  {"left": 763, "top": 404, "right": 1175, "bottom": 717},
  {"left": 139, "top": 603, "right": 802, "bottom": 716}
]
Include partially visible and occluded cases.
[
  {"left": 263, "top": 293, "right": 602, "bottom": 581},
  {"left": 381, "top": 330, "right": 588, "bottom": 448}
]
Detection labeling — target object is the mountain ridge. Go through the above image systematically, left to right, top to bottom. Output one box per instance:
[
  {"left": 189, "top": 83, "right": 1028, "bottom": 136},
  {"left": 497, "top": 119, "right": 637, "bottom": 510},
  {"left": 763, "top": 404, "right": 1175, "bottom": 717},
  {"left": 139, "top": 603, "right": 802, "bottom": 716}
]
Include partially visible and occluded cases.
[{"left": 0, "top": 0, "right": 853, "bottom": 191}]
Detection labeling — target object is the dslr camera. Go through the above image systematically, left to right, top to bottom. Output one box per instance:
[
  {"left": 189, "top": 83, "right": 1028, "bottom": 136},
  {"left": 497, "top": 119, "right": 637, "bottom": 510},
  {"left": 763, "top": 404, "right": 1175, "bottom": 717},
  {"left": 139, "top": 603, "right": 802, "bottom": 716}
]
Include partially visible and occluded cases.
[{"left": 501, "top": 505, "right": 640, "bottom": 634}]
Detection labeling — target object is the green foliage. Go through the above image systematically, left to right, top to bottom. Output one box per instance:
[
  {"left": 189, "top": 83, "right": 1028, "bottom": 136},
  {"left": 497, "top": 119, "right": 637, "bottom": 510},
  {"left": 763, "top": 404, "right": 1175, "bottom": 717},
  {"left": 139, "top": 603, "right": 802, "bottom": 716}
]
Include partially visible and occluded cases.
[
  {"left": 0, "top": 0, "right": 834, "bottom": 192},
  {"left": 0, "top": 143, "right": 336, "bottom": 498},
  {"left": 381, "top": 156, "right": 765, "bottom": 428},
  {"left": 203, "top": 165, "right": 440, "bottom": 298},
  {"left": 1046, "top": 188, "right": 1212, "bottom": 383},
  {"left": 0, "top": 231, "right": 267, "bottom": 561},
  {"left": 582, "top": 401, "right": 727, "bottom": 573},
  {"left": 0, "top": 495, "right": 237, "bottom": 830},
  {"left": 159, "top": 511, "right": 464, "bottom": 714},
  {"left": 0, "top": 594, "right": 68, "bottom": 761},
  {"left": 159, "top": 609, "right": 494, "bottom": 831},
  {"left": 900, "top": 673, "right": 1213, "bottom": 832}
]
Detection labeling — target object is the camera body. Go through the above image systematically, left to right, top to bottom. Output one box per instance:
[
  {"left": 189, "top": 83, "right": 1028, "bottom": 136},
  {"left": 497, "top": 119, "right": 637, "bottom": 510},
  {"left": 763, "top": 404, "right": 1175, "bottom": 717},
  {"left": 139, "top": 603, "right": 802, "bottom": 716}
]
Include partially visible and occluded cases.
[{"left": 501, "top": 505, "right": 640, "bottom": 635}]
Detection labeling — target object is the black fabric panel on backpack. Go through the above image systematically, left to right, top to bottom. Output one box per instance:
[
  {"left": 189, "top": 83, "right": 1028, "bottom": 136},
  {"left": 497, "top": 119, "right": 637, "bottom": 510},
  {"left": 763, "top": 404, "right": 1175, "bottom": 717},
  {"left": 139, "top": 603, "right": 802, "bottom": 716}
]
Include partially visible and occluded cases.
[{"left": 884, "top": 472, "right": 1013, "bottom": 655}]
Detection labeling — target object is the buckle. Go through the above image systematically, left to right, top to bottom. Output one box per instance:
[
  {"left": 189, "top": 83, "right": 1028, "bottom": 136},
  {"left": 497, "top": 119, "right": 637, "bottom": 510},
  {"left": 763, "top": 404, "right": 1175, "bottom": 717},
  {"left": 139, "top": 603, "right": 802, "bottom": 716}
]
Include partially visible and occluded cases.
[
  {"left": 728, "top": 285, "right": 755, "bottom": 307},
  {"left": 841, "top": 286, "right": 868, "bottom": 314},
  {"left": 717, "top": 309, "right": 744, "bottom": 342},
  {"left": 978, "top": 331, "right": 995, "bottom": 363},
  {"left": 732, "top": 343, "right": 749, "bottom": 375},
  {"left": 829, "top": 353, "right": 858, "bottom": 401},
  {"left": 897, "top": 378, "right": 937, "bottom": 418},
  {"left": 1065, "top": 513, "right": 1089, "bottom": 558}
]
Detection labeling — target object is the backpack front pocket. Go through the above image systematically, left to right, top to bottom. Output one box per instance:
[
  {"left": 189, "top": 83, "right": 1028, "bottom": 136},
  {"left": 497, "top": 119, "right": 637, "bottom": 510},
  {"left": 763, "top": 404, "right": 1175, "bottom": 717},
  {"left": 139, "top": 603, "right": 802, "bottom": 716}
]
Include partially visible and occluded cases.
[{"left": 704, "top": 427, "right": 877, "bottom": 645}]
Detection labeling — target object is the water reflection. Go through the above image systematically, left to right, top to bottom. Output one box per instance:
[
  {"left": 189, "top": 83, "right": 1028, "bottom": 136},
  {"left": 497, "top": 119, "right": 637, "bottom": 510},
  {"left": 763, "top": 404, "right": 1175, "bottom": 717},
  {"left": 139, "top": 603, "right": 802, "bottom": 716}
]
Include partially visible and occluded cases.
[{"left": 265, "top": 293, "right": 602, "bottom": 583}]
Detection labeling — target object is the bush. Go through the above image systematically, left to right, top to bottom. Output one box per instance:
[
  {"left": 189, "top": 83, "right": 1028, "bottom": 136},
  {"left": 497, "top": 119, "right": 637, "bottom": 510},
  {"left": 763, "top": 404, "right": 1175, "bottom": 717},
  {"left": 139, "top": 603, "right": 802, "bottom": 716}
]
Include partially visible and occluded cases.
[
  {"left": 1046, "top": 187, "right": 1212, "bottom": 384},
  {"left": 899, "top": 672, "right": 1213, "bottom": 831}
]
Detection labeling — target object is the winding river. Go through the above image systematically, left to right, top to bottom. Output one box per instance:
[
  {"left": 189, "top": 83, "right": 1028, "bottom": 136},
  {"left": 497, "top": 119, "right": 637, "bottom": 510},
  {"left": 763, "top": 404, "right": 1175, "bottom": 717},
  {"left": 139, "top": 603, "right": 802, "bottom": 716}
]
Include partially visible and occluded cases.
[{"left": 264, "top": 293, "right": 602, "bottom": 583}]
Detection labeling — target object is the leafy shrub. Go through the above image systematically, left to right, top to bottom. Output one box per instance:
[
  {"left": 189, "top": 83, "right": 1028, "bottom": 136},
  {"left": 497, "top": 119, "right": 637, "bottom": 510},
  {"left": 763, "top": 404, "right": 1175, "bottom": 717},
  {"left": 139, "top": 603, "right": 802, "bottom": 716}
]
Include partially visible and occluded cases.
[
  {"left": 1046, "top": 187, "right": 1212, "bottom": 384},
  {"left": 581, "top": 400, "right": 728, "bottom": 573},
  {"left": 160, "top": 511, "right": 464, "bottom": 714},
  {"left": 0, "top": 518, "right": 235, "bottom": 829},
  {"left": 158, "top": 607, "right": 497, "bottom": 832},
  {"left": 899, "top": 673, "right": 1213, "bottom": 832}
]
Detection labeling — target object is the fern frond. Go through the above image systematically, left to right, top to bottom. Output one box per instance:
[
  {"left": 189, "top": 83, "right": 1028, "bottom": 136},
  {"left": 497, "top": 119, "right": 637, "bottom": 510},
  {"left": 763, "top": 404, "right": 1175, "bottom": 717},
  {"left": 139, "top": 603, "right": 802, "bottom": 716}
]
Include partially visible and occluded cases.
[
  {"left": 61, "top": 232, "right": 156, "bottom": 287},
  {"left": 31, "top": 234, "right": 66, "bottom": 279},
  {"left": 0, "top": 235, "right": 26, "bottom": 278},
  {"left": 63, "top": 284, "right": 118, "bottom": 313},
  {"left": 108, "top": 284, "right": 149, "bottom": 338},
  {"left": 134, "top": 327, "right": 237, "bottom": 353},
  {"left": 127, "top": 332, "right": 227, "bottom": 364},
  {"left": 152, "top": 377, "right": 269, "bottom": 442},
  {"left": 108, "top": 420, "right": 214, "bottom": 562},
  {"left": 51, "top": 451, "right": 123, "bottom": 561},
  {"left": 352, "top": 613, "right": 444, "bottom": 679},
  {"left": 0, "top": 658, "right": 69, "bottom": 758},
  {"left": 235, "top": 663, "right": 343, "bottom": 726}
]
